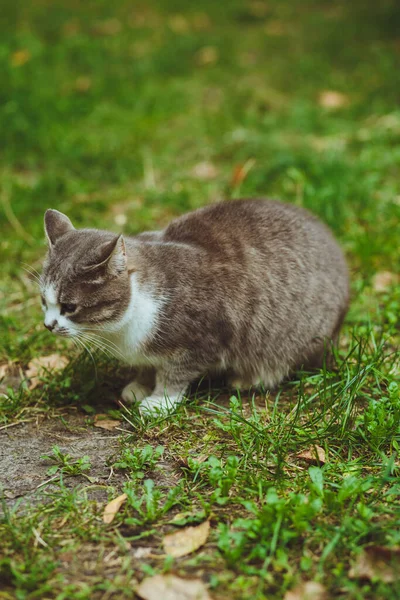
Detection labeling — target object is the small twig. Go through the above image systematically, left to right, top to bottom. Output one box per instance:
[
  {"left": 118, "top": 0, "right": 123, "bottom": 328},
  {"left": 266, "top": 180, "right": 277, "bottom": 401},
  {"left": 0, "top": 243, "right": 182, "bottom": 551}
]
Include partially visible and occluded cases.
[
  {"left": 0, "top": 420, "right": 31, "bottom": 431},
  {"left": 114, "top": 427, "right": 134, "bottom": 434},
  {"left": 106, "top": 466, "right": 114, "bottom": 481},
  {"left": 36, "top": 474, "right": 60, "bottom": 489},
  {"left": 32, "top": 526, "right": 48, "bottom": 548}
]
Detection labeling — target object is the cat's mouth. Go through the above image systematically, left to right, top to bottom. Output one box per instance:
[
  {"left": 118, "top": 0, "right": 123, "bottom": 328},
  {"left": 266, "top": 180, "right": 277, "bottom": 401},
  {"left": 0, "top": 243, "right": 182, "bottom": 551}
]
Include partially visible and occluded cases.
[
  {"left": 45, "top": 326, "right": 72, "bottom": 337},
  {"left": 57, "top": 330, "right": 72, "bottom": 337}
]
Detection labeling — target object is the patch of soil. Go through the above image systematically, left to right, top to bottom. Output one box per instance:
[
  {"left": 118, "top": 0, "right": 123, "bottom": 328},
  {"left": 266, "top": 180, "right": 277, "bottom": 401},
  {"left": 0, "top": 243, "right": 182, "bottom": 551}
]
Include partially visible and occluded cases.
[{"left": 0, "top": 411, "right": 130, "bottom": 508}]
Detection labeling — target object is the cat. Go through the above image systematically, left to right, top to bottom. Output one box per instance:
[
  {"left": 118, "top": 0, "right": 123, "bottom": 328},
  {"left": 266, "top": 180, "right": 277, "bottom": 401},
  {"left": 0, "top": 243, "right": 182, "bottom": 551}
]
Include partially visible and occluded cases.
[{"left": 40, "top": 199, "right": 349, "bottom": 416}]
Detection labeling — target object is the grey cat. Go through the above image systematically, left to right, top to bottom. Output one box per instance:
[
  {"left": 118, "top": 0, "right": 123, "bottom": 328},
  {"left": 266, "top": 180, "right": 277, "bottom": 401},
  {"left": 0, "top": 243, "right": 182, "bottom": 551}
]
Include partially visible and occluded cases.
[{"left": 41, "top": 199, "right": 349, "bottom": 415}]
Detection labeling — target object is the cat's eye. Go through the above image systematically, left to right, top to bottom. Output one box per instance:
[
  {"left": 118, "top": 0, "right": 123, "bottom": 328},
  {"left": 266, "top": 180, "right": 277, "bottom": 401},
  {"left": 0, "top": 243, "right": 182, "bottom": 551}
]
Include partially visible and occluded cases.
[{"left": 61, "top": 303, "right": 77, "bottom": 314}]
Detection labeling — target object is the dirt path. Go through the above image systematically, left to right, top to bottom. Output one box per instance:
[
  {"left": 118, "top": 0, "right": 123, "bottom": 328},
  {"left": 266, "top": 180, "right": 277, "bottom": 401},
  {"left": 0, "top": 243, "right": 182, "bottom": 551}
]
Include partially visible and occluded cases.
[{"left": 0, "top": 412, "right": 126, "bottom": 508}]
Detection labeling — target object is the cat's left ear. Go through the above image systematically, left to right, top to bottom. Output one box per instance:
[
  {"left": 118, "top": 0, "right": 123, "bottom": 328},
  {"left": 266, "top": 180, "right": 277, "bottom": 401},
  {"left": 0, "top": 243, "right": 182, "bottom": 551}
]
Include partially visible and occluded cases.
[
  {"left": 44, "top": 209, "right": 75, "bottom": 248},
  {"left": 83, "top": 235, "right": 127, "bottom": 276},
  {"left": 105, "top": 235, "right": 127, "bottom": 276}
]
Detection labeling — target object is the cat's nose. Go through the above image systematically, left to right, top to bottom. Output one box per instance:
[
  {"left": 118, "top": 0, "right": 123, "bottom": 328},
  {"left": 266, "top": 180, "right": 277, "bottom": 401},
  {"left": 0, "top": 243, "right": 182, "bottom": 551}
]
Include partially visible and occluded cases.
[{"left": 44, "top": 320, "right": 57, "bottom": 331}]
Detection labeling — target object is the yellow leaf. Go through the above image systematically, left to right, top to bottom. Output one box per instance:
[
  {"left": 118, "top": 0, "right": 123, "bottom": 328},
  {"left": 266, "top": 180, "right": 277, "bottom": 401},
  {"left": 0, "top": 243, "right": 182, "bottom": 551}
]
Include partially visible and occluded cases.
[
  {"left": 168, "top": 15, "right": 190, "bottom": 33},
  {"left": 92, "top": 18, "right": 121, "bottom": 36},
  {"left": 196, "top": 46, "right": 219, "bottom": 66},
  {"left": 11, "top": 49, "right": 31, "bottom": 67},
  {"left": 74, "top": 76, "right": 92, "bottom": 92},
  {"left": 318, "top": 90, "right": 348, "bottom": 109},
  {"left": 191, "top": 161, "right": 218, "bottom": 180},
  {"left": 372, "top": 271, "right": 398, "bottom": 292},
  {"left": 26, "top": 354, "right": 69, "bottom": 390},
  {"left": 94, "top": 414, "right": 121, "bottom": 430},
  {"left": 296, "top": 446, "right": 326, "bottom": 465},
  {"left": 103, "top": 493, "right": 127, "bottom": 524},
  {"left": 163, "top": 520, "right": 210, "bottom": 558},
  {"left": 349, "top": 546, "right": 400, "bottom": 583},
  {"left": 137, "top": 575, "right": 212, "bottom": 600},
  {"left": 284, "top": 581, "right": 328, "bottom": 600}
]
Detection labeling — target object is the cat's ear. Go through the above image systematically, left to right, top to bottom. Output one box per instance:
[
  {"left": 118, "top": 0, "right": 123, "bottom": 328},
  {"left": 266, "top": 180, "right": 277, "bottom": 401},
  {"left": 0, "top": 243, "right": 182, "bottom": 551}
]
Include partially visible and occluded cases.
[
  {"left": 44, "top": 209, "right": 75, "bottom": 247},
  {"left": 83, "top": 235, "right": 127, "bottom": 276}
]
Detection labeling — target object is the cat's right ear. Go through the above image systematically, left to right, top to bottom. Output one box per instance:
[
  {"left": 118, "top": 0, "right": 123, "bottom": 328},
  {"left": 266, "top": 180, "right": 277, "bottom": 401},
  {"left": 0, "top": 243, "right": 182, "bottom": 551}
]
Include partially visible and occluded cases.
[{"left": 44, "top": 209, "right": 75, "bottom": 248}]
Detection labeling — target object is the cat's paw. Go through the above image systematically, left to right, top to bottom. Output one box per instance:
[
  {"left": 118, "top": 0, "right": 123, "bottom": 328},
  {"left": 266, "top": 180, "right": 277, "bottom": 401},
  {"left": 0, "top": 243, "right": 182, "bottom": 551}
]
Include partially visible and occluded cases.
[
  {"left": 228, "top": 377, "right": 255, "bottom": 390},
  {"left": 121, "top": 381, "right": 151, "bottom": 404},
  {"left": 139, "top": 394, "right": 179, "bottom": 417}
]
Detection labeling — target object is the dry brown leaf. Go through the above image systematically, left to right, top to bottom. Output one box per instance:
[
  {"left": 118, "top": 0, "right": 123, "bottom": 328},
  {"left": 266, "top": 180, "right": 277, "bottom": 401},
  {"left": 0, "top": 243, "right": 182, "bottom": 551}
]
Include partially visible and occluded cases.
[
  {"left": 92, "top": 18, "right": 122, "bottom": 36},
  {"left": 265, "top": 20, "right": 287, "bottom": 36},
  {"left": 11, "top": 49, "right": 31, "bottom": 67},
  {"left": 75, "top": 76, "right": 92, "bottom": 92},
  {"left": 318, "top": 90, "right": 348, "bottom": 109},
  {"left": 230, "top": 159, "right": 256, "bottom": 188},
  {"left": 191, "top": 161, "right": 218, "bottom": 180},
  {"left": 372, "top": 271, "right": 398, "bottom": 292},
  {"left": 26, "top": 354, "right": 69, "bottom": 390},
  {"left": 0, "top": 364, "right": 9, "bottom": 379},
  {"left": 94, "top": 414, "right": 121, "bottom": 430},
  {"left": 297, "top": 446, "right": 326, "bottom": 465},
  {"left": 103, "top": 493, "right": 127, "bottom": 524},
  {"left": 163, "top": 520, "right": 210, "bottom": 558},
  {"left": 132, "top": 546, "right": 153, "bottom": 559},
  {"left": 349, "top": 546, "right": 400, "bottom": 583},
  {"left": 137, "top": 575, "right": 212, "bottom": 600},
  {"left": 284, "top": 581, "right": 328, "bottom": 600}
]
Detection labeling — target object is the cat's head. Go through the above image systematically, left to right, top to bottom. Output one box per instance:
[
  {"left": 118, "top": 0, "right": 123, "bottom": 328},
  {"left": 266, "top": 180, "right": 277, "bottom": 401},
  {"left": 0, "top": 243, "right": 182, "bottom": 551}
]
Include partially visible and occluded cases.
[{"left": 40, "top": 209, "right": 131, "bottom": 337}]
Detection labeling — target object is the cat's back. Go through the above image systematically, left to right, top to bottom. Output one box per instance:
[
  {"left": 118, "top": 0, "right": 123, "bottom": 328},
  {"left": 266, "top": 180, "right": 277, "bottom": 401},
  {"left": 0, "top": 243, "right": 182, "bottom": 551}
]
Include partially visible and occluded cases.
[{"left": 163, "top": 198, "right": 344, "bottom": 267}]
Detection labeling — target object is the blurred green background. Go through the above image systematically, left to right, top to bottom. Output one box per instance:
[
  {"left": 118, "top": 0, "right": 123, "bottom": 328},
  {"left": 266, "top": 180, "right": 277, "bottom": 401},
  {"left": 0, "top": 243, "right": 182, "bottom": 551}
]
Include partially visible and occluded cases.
[{"left": 1, "top": 0, "right": 400, "bottom": 358}]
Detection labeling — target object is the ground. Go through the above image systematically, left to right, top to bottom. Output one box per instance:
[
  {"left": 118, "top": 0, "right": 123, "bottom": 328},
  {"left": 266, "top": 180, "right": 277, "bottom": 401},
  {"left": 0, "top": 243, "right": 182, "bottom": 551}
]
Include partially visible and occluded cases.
[{"left": 1, "top": 0, "right": 400, "bottom": 598}]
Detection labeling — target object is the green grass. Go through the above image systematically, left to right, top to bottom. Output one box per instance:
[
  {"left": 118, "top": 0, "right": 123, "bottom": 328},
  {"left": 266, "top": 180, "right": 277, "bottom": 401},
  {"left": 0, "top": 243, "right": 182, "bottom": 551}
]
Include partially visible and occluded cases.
[{"left": 1, "top": 0, "right": 400, "bottom": 598}]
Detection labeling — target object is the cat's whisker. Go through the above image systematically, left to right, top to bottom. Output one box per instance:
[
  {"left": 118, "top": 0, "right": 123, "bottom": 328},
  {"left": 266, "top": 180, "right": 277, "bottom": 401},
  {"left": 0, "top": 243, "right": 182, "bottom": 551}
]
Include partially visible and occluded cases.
[
  {"left": 22, "top": 262, "right": 42, "bottom": 279},
  {"left": 21, "top": 266, "right": 42, "bottom": 287},
  {"left": 77, "top": 329, "right": 127, "bottom": 358},
  {"left": 76, "top": 332, "right": 117, "bottom": 361},
  {"left": 78, "top": 332, "right": 126, "bottom": 361},
  {"left": 73, "top": 334, "right": 98, "bottom": 377},
  {"left": 78, "top": 335, "right": 114, "bottom": 359}
]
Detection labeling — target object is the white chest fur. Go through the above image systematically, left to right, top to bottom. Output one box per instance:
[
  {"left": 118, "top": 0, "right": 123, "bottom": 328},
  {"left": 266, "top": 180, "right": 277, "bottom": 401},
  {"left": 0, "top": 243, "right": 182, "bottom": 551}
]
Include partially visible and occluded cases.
[{"left": 102, "top": 273, "right": 162, "bottom": 365}]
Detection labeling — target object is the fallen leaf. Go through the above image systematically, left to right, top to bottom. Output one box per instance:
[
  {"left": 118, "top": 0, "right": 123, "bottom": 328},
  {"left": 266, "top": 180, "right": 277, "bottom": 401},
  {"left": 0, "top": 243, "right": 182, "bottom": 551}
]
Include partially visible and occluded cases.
[
  {"left": 248, "top": 1, "right": 270, "bottom": 18},
  {"left": 192, "top": 13, "right": 211, "bottom": 31},
  {"left": 168, "top": 15, "right": 190, "bottom": 33},
  {"left": 92, "top": 18, "right": 122, "bottom": 36},
  {"left": 63, "top": 20, "right": 80, "bottom": 37},
  {"left": 265, "top": 20, "right": 287, "bottom": 36},
  {"left": 196, "top": 46, "right": 219, "bottom": 66},
  {"left": 11, "top": 49, "right": 31, "bottom": 67},
  {"left": 74, "top": 76, "right": 92, "bottom": 92},
  {"left": 318, "top": 90, "right": 348, "bottom": 109},
  {"left": 230, "top": 159, "right": 256, "bottom": 188},
  {"left": 191, "top": 161, "right": 218, "bottom": 180},
  {"left": 114, "top": 213, "right": 127, "bottom": 226},
  {"left": 372, "top": 271, "right": 398, "bottom": 292},
  {"left": 26, "top": 354, "right": 69, "bottom": 390},
  {"left": 0, "top": 364, "right": 9, "bottom": 379},
  {"left": 94, "top": 414, "right": 121, "bottom": 430},
  {"left": 296, "top": 446, "right": 326, "bottom": 465},
  {"left": 103, "top": 493, "right": 127, "bottom": 524},
  {"left": 163, "top": 520, "right": 210, "bottom": 558},
  {"left": 132, "top": 546, "right": 153, "bottom": 559},
  {"left": 349, "top": 546, "right": 400, "bottom": 583},
  {"left": 137, "top": 575, "right": 212, "bottom": 600},
  {"left": 284, "top": 581, "right": 328, "bottom": 600}
]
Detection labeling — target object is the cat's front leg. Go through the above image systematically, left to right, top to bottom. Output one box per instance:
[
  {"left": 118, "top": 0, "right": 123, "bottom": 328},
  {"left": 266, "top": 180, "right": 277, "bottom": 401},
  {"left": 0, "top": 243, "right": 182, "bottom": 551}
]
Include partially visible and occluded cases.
[
  {"left": 120, "top": 368, "right": 156, "bottom": 404},
  {"left": 139, "top": 369, "right": 195, "bottom": 416},
  {"left": 121, "top": 380, "right": 152, "bottom": 404}
]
